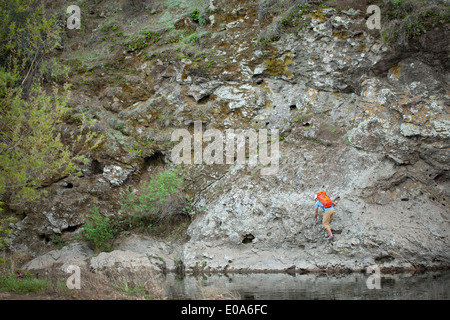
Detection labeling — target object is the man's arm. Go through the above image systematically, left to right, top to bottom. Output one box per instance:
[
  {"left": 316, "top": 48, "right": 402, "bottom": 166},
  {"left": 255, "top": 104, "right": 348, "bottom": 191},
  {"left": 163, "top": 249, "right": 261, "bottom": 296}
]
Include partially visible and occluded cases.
[
  {"left": 333, "top": 197, "right": 340, "bottom": 207},
  {"left": 314, "top": 208, "right": 318, "bottom": 223}
]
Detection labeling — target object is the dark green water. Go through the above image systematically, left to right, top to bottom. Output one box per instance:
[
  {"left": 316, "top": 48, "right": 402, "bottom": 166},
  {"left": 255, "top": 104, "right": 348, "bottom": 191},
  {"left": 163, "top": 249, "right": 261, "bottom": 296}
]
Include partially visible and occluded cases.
[{"left": 162, "top": 271, "right": 450, "bottom": 300}]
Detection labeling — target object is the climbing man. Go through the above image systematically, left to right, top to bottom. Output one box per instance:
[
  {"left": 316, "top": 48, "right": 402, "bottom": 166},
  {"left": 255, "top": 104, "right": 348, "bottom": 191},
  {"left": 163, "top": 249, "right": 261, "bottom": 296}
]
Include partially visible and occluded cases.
[{"left": 314, "top": 192, "right": 338, "bottom": 240}]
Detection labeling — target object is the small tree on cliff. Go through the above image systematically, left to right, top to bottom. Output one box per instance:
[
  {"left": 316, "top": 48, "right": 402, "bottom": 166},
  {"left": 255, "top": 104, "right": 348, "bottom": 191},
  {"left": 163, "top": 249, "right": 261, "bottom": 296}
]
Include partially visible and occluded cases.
[{"left": 0, "top": 0, "right": 100, "bottom": 214}]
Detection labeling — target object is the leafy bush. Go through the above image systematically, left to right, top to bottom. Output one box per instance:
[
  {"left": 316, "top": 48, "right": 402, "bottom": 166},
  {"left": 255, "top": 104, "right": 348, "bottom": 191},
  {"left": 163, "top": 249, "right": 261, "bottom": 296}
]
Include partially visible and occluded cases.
[
  {"left": 0, "top": 0, "right": 101, "bottom": 212},
  {"left": 0, "top": 0, "right": 62, "bottom": 82},
  {"left": 257, "top": 0, "right": 306, "bottom": 22},
  {"left": 257, "top": 0, "right": 309, "bottom": 43},
  {"left": 380, "top": 0, "right": 449, "bottom": 47},
  {"left": 190, "top": 8, "right": 207, "bottom": 25},
  {"left": 258, "top": 15, "right": 283, "bottom": 42},
  {"left": 184, "top": 32, "right": 200, "bottom": 44},
  {"left": 120, "top": 168, "right": 189, "bottom": 233},
  {"left": 79, "top": 206, "right": 117, "bottom": 252},
  {"left": 0, "top": 274, "right": 49, "bottom": 294}
]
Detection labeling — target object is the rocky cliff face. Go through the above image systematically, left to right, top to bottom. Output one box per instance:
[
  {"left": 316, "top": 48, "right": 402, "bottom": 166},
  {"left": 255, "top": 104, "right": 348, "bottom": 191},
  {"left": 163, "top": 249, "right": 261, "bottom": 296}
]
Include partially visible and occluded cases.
[
  {"left": 8, "top": 0, "right": 449, "bottom": 273},
  {"left": 182, "top": 2, "right": 450, "bottom": 271}
]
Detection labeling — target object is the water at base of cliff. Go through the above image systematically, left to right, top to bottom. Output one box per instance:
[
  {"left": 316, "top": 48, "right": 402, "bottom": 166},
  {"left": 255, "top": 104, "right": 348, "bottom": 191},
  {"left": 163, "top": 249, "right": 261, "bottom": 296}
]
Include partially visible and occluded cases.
[{"left": 161, "top": 270, "right": 450, "bottom": 300}]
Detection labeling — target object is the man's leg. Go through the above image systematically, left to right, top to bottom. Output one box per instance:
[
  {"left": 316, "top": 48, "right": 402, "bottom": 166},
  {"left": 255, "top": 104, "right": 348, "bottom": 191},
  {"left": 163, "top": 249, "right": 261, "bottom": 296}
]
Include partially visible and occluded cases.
[{"left": 322, "top": 209, "right": 334, "bottom": 237}]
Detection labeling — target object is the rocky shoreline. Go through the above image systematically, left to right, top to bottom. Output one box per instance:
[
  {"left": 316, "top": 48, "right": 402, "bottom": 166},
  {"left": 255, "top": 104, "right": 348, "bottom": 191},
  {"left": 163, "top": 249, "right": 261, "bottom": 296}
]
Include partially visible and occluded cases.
[{"left": 23, "top": 234, "right": 450, "bottom": 278}]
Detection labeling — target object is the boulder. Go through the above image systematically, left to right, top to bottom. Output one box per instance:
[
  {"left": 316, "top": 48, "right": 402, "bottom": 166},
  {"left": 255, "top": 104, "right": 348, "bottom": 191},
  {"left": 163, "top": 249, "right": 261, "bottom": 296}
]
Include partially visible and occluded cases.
[{"left": 24, "top": 243, "right": 93, "bottom": 273}]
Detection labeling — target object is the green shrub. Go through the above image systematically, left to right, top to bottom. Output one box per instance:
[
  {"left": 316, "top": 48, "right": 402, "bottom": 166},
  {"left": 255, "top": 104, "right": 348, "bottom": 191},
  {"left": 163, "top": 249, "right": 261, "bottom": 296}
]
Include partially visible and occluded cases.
[
  {"left": 380, "top": 0, "right": 449, "bottom": 47},
  {"left": 391, "top": 0, "right": 403, "bottom": 9},
  {"left": 0, "top": 1, "right": 101, "bottom": 212},
  {"left": 190, "top": 8, "right": 207, "bottom": 25},
  {"left": 184, "top": 32, "right": 200, "bottom": 44},
  {"left": 120, "top": 168, "right": 189, "bottom": 232},
  {"left": 79, "top": 206, "right": 117, "bottom": 252},
  {"left": 0, "top": 274, "right": 49, "bottom": 294}
]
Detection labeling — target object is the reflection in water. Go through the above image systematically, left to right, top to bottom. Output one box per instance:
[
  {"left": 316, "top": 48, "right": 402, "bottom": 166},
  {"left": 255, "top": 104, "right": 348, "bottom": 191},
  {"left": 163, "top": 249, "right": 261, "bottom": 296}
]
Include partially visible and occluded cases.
[{"left": 161, "top": 271, "right": 450, "bottom": 300}]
